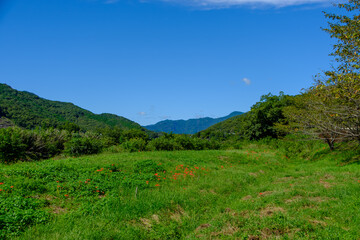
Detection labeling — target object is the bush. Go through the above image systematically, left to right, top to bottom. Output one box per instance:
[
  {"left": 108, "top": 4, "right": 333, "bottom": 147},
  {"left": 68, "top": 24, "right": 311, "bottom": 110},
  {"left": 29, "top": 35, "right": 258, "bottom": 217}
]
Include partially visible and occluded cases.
[
  {"left": 0, "top": 128, "right": 26, "bottom": 163},
  {"left": 64, "top": 135, "right": 103, "bottom": 156},
  {"left": 146, "top": 136, "right": 182, "bottom": 151},
  {"left": 121, "top": 138, "right": 147, "bottom": 152}
]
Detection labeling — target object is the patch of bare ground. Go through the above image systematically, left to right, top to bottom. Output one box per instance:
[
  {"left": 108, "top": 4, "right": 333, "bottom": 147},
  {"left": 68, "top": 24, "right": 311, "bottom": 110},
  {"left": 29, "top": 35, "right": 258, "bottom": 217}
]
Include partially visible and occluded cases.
[
  {"left": 218, "top": 156, "right": 229, "bottom": 161},
  {"left": 249, "top": 170, "right": 265, "bottom": 177},
  {"left": 323, "top": 174, "right": 335, "bottom": 180},
  {"left": 276, "top": 176, "right": 294, "bottom": 183},
  {"left": 319, "top": 179, "right": 333, "bottom": 188},
  {"left": 209, "top": 189, "right": 217, "bottom": 195},
  {"left": 258, "top": 191, "right": 273, "bottom": 197},
  {"left": 242, "top": 195, "right": 252, "bottom": 200},
  {"left": 285, "top": 195, "right": 303, "bottom": 204},
  {"left": 308, "top": 196, "right": 329, "bottom": 202},
  {"left": 49, "top": 205, "right": 67, "bottom": 214},
  {"left": 170, "top": 205, "right": 188, "bottom": 223},
  {"left": 260, "top": 206, "right": 285, "bottom": 217},
  {"left": 224, "top": 208, "right": 238, "bottom": 216},
  {"left": 240, "top": 210, "right": 250, "bottom": 218},
  {"left": 151, "top": 214, "right": 160, "bottom": 223},
  {"left": 140, "top": 218, "right": 152, "bottom": 229},
  {"left": 309, "top": 219, "right": 327, "bottom": 227},
  {"left": 195, "top": 223, "right": 211, "bottom": 232},
  {"left": 211, "top": 223, "right": 239, "bottom": 237},
  {"left": 261, "top": 227, "right": 300, "bottom": 239},
  {"left": 247, "top": 236, "right": 260, "bottom": 240}
]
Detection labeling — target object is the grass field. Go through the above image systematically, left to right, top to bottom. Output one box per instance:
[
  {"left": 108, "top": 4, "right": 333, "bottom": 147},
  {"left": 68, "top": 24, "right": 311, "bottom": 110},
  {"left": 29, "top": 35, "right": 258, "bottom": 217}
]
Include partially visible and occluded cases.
[{"left": 1, "top": 144, "right": 359, "bottom": 239}]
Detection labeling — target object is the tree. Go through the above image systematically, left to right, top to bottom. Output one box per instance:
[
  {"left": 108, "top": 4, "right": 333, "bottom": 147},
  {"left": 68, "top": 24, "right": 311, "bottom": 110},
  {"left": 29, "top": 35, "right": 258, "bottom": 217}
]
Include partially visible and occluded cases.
[
  {"left": 289, "top": 0, "right": 360, "bottom": 149},
  {"left": 320, "top": 0, "right": 360, "bottom": 143},
  {"left": 242, "top": 92, "right": 294, "bottom": 140}
]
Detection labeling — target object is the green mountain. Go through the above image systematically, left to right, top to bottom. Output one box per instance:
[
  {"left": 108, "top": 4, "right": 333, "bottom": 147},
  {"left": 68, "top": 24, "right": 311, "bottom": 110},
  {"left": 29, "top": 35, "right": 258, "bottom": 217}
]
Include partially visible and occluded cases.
[
  {"left": 0, "top": 83, "right": 144, "bottom": 131},
  {"left": 144, "top": 111, "right": 243, "bottom": 134},
  {"left": 197, "top": 114, "right": 247, "bottom": 139}
]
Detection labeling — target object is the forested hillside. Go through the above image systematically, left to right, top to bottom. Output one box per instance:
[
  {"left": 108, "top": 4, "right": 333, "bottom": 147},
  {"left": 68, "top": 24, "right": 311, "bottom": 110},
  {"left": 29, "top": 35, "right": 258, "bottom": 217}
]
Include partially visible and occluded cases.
[
  {"left": 0, "top": 84, "right": 143, "bottom": 131},
  {"left": 144, "top": 111, "right": 243, "bottom": 134}
]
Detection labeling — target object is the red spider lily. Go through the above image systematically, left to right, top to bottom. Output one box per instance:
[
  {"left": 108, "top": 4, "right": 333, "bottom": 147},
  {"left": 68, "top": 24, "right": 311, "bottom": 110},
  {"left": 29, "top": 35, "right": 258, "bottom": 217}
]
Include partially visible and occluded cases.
[
  {"left": 146, "top": 181, "right": 149, "bottom": 184},
  {"left": 155, "top": 184, "right": 160, "bottom": 187},
  {"left": 10, "top": 186, "right": 13, "bottom": 188},
  {"left": 64, "top": 194, "right": 69, "bottom": 197}
]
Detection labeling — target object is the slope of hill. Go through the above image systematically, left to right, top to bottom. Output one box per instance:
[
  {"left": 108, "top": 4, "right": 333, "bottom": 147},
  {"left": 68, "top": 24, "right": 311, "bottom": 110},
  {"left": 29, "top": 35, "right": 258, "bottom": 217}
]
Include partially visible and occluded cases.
[
  {"left": 0, "top": 83, "right": 143, "bottom": 131},
  {"left": 144, "top": 111, "right": 243, "bottom": 134},
  {"left": 197, "top": 114, "right": 247, "bottom": 139}
]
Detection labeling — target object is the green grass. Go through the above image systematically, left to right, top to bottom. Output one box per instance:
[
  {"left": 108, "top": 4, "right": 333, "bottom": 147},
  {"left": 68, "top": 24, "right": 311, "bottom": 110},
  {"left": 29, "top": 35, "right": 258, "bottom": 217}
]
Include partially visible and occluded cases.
[{"left": 0, "top": 145, "right": 359, "bottom": 239}]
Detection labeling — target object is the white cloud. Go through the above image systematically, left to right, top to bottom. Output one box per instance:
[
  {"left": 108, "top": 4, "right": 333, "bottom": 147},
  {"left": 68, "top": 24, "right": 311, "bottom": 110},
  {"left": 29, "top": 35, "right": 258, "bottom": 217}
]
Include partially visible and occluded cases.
[
  {"left": 101, "top": 0, "right": 334, "bottom": 7},
  {"left": 154, "top": 0, "right": 333, "bottom": 8},
  {"left": 242, "top": 77, "right": 251, "bottom": 85},
  {"left": 138, "top": 112, "right": 147, "bottom": 116}
]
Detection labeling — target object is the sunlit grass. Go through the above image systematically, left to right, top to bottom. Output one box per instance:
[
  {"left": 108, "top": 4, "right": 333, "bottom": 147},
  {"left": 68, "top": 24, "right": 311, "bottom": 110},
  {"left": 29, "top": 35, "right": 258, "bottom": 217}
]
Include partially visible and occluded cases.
[{"left": 0, "top": 147, "right": 359, "bottom": 239}]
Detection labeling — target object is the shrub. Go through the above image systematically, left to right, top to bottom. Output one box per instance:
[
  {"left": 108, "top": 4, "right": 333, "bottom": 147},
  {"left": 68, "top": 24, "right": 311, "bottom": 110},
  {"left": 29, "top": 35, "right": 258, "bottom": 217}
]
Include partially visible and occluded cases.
[
  {"left": 0, "top": 128, "right": 26, "bottom": 163},
  {"left": 64, "top": 135, "right": 103, "bottom": 156},
  {"left": 146, "top": 136, "right": 182, "bottom": 151},
  {"left": 121, "top": 138, "right": 147, "bottom": 152}
]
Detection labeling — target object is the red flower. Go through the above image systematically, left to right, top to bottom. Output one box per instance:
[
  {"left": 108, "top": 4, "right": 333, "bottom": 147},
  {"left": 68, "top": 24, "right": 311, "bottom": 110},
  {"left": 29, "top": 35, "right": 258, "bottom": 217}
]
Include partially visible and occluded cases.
[
  {"left": 146, "top": 181, "right": 149, "bottom": 184},
  {"left": 155, "top": 184, "right": 160, "bottom": 187}
]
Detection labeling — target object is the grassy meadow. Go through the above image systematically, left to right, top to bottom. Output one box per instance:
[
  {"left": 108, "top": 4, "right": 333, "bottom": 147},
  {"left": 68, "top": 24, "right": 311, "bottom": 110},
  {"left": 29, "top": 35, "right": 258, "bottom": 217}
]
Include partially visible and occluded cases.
[{"left": 1, "top": 144, "right": 360, "bottom": 239}]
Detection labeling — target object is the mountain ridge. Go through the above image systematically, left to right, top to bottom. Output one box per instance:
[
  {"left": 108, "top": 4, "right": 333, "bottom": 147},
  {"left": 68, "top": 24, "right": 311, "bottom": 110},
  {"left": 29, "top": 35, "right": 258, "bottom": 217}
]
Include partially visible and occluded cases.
[
  {"left": 0, "top": 83, "right": 145, "bottom": 131},
  {"left": 144, "top": 111, "right": 243, "bottom": 134}
]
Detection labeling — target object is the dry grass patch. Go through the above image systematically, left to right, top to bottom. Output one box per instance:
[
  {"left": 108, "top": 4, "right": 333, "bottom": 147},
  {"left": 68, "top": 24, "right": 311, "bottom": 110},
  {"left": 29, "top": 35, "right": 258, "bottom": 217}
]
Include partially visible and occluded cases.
[
  {"left": 319, "top": 179, "right": 332, "bottom": 188},
  {"left": 258, "top": 191, "right": 273, "bottom": 197},
  {"left": 242, "top": 195, "right": 252, "bottom": 200},
  {"left": 285, "top": 195, "right": 303, "bottom": 204},
  {"left": 260, "top": 206, "right": 285, "bottom": 217},
  {"left": 224, "top": 208, "right": 238, "bottom": 216},
  {"left": 140, "top": 218, "right": 152, "bottom": 228},
  {"left": 309, "top": 219, "right": 327, "bottom": 227},
  {"left": 195, "top": 223, "right": 211, "bottom": 232},
  {"left": 211, "top": 223, "right": 239, "bottom": 237}
]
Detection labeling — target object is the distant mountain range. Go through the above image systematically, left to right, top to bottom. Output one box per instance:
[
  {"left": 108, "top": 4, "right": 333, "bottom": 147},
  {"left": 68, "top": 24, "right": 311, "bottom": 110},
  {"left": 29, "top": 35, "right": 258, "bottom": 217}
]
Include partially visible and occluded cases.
[
  {"left": 0, "top": 83, "right": 145, "bottom": 132},
  {"left": 144, "top": 111, "right": 243, "bottom": 134}
]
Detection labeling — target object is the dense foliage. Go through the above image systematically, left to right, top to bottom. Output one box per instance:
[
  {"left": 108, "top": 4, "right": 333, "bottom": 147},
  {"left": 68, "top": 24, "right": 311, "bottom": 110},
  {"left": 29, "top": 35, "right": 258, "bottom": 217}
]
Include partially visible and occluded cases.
[
  {"left": 284, "top": 0, "right": 360, "bottom": 149},
  {"left": 0, "top": 84, "right": 144, "bottom": 131},
  {"left": 198, "top": 92, "right": 294, "bottom": 141}
]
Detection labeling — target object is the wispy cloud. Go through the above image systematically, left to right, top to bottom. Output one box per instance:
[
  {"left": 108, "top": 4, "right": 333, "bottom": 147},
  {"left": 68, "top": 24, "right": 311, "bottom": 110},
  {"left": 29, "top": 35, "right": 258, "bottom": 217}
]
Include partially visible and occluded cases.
[
  {"left": 101, "top": 0, "right": 334, "bottom": 8},
  {"left": 150, "top": 0, "right": 333, "bottom": 8},
  {"left": 242, "top": 77, "right": 251, "bottom": 85},
  {"left": 138, "top": 112, "right": 147, "bottom": 116}
]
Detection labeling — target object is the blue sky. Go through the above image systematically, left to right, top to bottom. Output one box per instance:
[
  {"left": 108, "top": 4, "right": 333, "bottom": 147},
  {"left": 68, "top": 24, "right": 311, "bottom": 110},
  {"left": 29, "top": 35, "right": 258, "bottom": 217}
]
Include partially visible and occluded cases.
[{"left": 0, "top": 0, "right": 338, "bottom": 125}]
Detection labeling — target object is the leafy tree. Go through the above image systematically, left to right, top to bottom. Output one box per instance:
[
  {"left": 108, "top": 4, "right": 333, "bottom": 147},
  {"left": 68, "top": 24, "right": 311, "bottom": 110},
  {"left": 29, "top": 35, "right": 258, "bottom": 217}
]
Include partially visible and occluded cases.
[
  {"left": 291, "top": 0, "right": 360, "bottom": 148},
  {"left": 242, "top": 92, "right": 294, "bottom": 140}
]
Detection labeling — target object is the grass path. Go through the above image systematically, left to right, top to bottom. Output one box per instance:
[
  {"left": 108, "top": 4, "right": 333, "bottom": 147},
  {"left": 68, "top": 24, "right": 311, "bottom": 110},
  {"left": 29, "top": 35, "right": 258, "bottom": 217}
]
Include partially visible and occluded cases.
[{"left": 1, "top": 147, "right": 359, "bottom": 239}]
